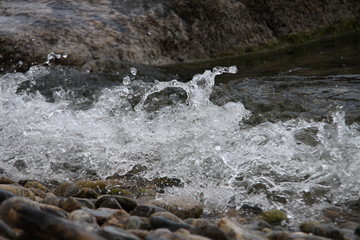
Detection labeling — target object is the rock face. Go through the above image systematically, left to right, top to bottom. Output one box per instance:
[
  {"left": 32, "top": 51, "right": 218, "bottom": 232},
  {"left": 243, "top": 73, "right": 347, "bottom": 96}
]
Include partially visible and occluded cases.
[{"left": 0, "top": 0, "right": 360, "bottom": 72}]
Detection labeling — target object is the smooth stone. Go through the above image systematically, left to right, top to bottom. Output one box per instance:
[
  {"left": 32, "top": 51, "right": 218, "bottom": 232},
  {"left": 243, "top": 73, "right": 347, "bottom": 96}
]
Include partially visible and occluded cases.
[
  {"left": 0, "top": 176, "right": 18, "bottom": 185},
  {"left": 24, "top": 181, "right": 49, "bottom": 192},
  {"left": 53, "top": 182, "right": 81, "bottom": 197},
  {"left": 0, "top": 184, "right": 36, "bottom": 200},
  {"left": 75, "top": 187, "right": 98, "bottom": 199},
  {"left": 28, "top": 188, "right": 47, "bottom": 199},
  {"left": 0, "top": 189, "right": 15, "bottom": 204},
  {"left": 41, "top": 193, "right": 61, "bottom": 207},
  {"left": 95, "top": 195, "right": 137, "bottom": 212},
  {"left": 59, "top": 196, "right": 82, "bottom": 212},
  {"left": 150, "top": 196, "right": 203, "bottom": 219},
  {"left": 0, "top": 197, "right": 40, "bottom": 226},
  {"left": 76, "top": 198, "right": 96, "bottom": 209},
  {"left": 98, "top": 198, "right": 123, "bottom": 210},
  {"left": 5, "top": 202, "right": 103, "bottom": 239},
  {"left": 39, "top": 204, "right": 68, "bottom": 219},
  {"left": 130, "top": 205, "right": 167, "bottom": 217},
  {"left": 83, "top": 208, "right": 122, "bottom": 225},
  {"left": 68, "top": 209, "right": 100, "bottom": 232},
  {"left": 104, "top": 209, "right": 131, "bottom": 229},
  {"left": 151, "top": 211, "right": 183, "bottom": 223},
  {"left": 126, "top": 216, "right": 151, "bottom": 230},
  {"left": 150, "top": 216, "right": 192, "bottom": 232},
  {"left": 218, "top": 218, "right": 267, "bottom": 240},
  {"left": 0, "top": 219, "right": 17, "bottom": 240},
  {"left": 185, "top": 219, "right": 213, "bottom": 228},
  {"left": 299, "top": 221, "right": 319, "bottom": 233},
  {"left": 312, "top": 224, "right": 345, "bottom": 240},
  {"left": 189, "top": 225, "right": 230, "bottom": 240},
  {"left": 98, "top": 226, "right": 140, "bottom": 240},
  {"left": 145, "top": 228, "right": 172, "bottom": 240},
  {"left": 127, "top": 229, "right": 149, "bottom": 239},
  {"left": 176, "top": 229, "right": 211, "bottom": 240},
  {"left": 268, "top": 231, "right": 331, "bottom": 240}
]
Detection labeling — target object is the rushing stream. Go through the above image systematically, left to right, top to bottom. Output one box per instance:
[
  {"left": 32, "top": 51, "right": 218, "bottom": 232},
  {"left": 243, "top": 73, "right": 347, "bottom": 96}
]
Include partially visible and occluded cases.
[{"left": 1, "top": 31, "right": 360, "bottom": 227}]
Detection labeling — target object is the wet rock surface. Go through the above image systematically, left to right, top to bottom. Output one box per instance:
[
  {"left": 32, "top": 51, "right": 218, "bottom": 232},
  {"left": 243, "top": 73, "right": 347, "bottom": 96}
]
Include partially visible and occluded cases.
[
  {"left": 1, "top": 0, "right": 359, "bottom": 72},
  {"left": 0, "top": 176, "right": 360, "bottom": 240}
]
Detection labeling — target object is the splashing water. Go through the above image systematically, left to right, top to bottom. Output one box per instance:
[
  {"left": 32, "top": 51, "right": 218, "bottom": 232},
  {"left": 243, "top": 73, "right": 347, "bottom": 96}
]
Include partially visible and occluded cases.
[{"left": 0, "top": 65, "right": 360, "bottom": 226}]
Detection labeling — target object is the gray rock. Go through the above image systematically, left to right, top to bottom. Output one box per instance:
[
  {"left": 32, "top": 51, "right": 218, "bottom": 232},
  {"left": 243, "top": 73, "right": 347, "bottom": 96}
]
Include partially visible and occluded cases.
[
  {"left": 1, "top": 0, "right": 360, "bottom": 72},
  {"left": 0, "top": 189, "right": 15, "bottom": 204},
  {"left": 96, "top": 195, "right": 137, "bottom": 212},
  {"left": 150, "top": 196, "right": 204, "bottom": 219},
  {"left": 130, "top": 205, "right": 167, "bottom": 217},
  {"left": 68, "top": 209, "right": 100, "bottom": 232},
  {"left": 126, "top": 216, "right": 151, "bottom": 230},
  {"left": 150, "top": 216, "right": 192, "bottom": 232},
  {"left": 312, "top": 224, "right": 345, "bottom": 240},
  {"left": 99, "top": 226, "right": 140, "bottom": 240}
]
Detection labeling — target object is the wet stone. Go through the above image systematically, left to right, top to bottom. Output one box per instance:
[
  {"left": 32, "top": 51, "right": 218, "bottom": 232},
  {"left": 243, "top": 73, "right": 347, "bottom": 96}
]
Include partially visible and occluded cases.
[
  {"left": 0, "top": 176, "right": 18, "bottom": 185},
  {"left": 75, "top": 180, "right": 125, "bottom": 194},
  {"left": 23, "top": 181, "right": 49, "bottom": 192},
  {"left": 53, "top": 182, "right": 81, "bottom": 197},
  {"left": 0, "top": 184, "right": 36, "bottom": 201},
  {"left": 75, "top": 187, "right": 98, "bottom": 199},
  {"left": 28, "top": 188, "right": 47, "bottom": 199},
  {"left": 0, "top": 189, "right": 15, "bottom": 204},
  {"left": 41, "top": 193, "right": 60, "bottom": 207},
  {"left": 96, "top": 195, "right": 138, "bottom": 212},
  {"left": 59, "top": 196, "right": 82, "bottom": 212},
  {"left": 151, "top": 196, "right": 204, "bottom": 219},
  {"left": 76, "top": 197, "right": 96, "bottom": 209},
  {"left": 98, "top": 197, "right": 123, "bottom": 210},
  {"left": 130, "top": 205, "right": 167, "bottom": 217},
  {"left": 83, "top": 207, "right": 122, "bottom": 225},
  {"left": 68, "top": 209, "right": 100, "bottom": 232},
  {"left": 104, "top": 209, "right": 131, "bottom": 229},
  {"left": 151, "top": 211, "right": 183, "bottom": 223},
  {"left": 150, "top": 215, "right": 192, "bottom": 232},
  {"left": 126, "top": 216, "right": 151, "bottom": 230},
  {"left": 185, "top": 218, "right": 213, "bottom": 228},
  {"left": 218, "top": 218, "right": 267, "bottom": 240},
  {"left": 0, "top": 219, "right": 16, "bottom": 240},
  {"left": 299, "top": 221, "right": 319, "bottom": 233},
  {"left": 312, "top": 224, "right": 345, "bottom": 240},
  {"left": 98, "top": 225, "right": 140, "bottom": 240},
  {"left": 189, "top": 225, "right": 230, "bottom": 240},
  {"left": 126, "top": 229, "right": 149, "bottom": 239}
]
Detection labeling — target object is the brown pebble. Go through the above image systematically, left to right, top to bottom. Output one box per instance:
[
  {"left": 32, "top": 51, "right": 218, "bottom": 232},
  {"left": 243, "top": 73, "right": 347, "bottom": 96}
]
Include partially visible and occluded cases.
[{"left": 59, "top": 197, "right": 82, "bottom": 212}]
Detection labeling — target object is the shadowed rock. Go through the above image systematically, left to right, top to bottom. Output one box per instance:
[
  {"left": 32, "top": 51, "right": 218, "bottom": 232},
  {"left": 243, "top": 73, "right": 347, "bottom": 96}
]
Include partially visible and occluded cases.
[{"left": 1, "top": 0, "right": 359, "bottom": 72}]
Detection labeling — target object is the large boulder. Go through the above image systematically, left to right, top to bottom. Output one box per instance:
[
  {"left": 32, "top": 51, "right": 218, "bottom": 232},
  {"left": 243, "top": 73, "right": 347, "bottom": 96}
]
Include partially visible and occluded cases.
[{"left": 1, "top": 0, "right": 359, "bottom": 72}]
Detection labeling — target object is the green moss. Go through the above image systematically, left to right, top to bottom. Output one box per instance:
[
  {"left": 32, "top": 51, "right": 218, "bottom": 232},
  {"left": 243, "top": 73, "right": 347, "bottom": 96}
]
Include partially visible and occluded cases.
[{"left": 261, "top": 209, "right": 287, "bottom": 224}]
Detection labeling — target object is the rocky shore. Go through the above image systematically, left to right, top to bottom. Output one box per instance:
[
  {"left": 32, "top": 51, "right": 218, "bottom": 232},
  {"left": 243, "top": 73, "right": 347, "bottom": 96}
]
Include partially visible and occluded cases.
[
  {"left": 1, "top": 0, "right": 360, "bottom": 73},
  {"left": 0, "top": 175, "right": 359, "bottom": 240}
]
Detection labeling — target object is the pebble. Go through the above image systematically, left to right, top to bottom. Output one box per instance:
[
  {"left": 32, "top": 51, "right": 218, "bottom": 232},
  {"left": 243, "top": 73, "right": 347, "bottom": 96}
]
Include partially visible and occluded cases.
[
  {"left": 23, "top": 180, "right": 50, "bottom": 192},
  {"left": 53, "top": 182, "right": 81, "bottom": 197},
  {"left": 0, "top": 184, "right": 36, "bottom": 200},
  {"left": 76, "top": 187, "right": 98, "bottom": 199},
  {"left": 0, "top": 189, "right": 15, "bottom": 204},
  {"left": 96, "top": 195, "right": 138, "bottom": 212},
  {"left": 59, "top": 196, "right": 82, "bottom": 212},
  {"left": 151, "top": 196, "right": 204, "bottom": 219},
  {"left": 76, "top": 197, "right": 96, "bottom": 209},
  {"left": 98, "top": 197, "right": 123, "bottom": 209},
  {"left": 131, "top": 205, "right": 167, "bottom": 217},
  {"left": 83, "top": 207, "right": 122, "bottom": 225},
  {"left": 68, "top": 209, "right": 100, "bottom": 232},
  {"left": 104, "top": 209, "right": 131, "bottom": 229},
  {"left": 151, "top": 211, "right": 183, "bottom": 223},
  {"left": 150, "top": 215, "right": 192, "bottom": 231},
  {"left": 126, "top": 216, "right": 152, "bottom": 230},
  {"left": 218, "top": 217, "right": 267, "bottom": 240},
  {"left": 0, "top": 219, "right": 16, "bottom": 240},
  {"left": 189, "top": 224, "right": 230, "bottom": 240},
  {"left": 312, "top": 224, "right": 345, "bottom": 240},
  {"left": 98, "top": 225, "right": 140, "bottom": 240}
]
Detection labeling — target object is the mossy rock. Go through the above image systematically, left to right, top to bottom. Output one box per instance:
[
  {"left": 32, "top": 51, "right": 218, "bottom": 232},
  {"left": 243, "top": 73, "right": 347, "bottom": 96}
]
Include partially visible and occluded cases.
[
  {"left": 75, "top": 180, "right": 124, "bottom": 193},
  {"left": 24, "top": 181, "right": 49, "bottom": 193},
  {"left": 261, "top": 209, "right": 287, "bottom": 224}
]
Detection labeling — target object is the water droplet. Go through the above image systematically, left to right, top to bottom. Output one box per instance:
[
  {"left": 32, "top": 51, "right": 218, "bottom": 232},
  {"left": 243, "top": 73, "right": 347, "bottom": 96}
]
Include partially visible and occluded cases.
[{"left": 130, "top": 67, "right": 137, "bottom": 76}]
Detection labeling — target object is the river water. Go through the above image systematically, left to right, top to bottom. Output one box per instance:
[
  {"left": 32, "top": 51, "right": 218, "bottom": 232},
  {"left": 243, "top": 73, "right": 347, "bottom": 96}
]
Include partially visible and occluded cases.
[{"left": 1, "top": 31, "right": 360, "bottom": 226}]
